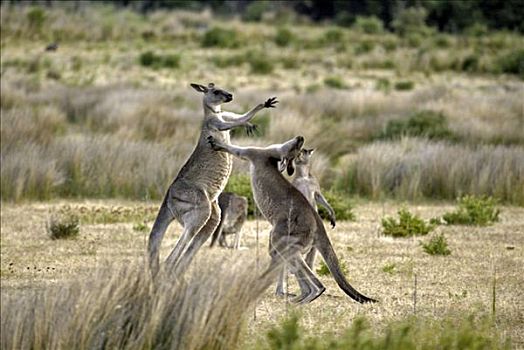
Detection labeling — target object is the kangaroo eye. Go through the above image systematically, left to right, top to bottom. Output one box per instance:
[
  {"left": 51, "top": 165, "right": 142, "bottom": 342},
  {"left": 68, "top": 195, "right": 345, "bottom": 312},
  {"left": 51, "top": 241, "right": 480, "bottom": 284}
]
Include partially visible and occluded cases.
[{"left": 213, "top": 91, "right": 220, "bottom": 95}]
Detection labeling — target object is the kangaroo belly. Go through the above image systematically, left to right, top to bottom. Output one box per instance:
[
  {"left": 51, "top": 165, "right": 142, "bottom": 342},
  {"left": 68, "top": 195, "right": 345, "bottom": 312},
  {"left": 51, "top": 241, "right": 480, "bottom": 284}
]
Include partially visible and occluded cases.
[{"left": 175, "top": 132, "right": 233, "bottom": 201}]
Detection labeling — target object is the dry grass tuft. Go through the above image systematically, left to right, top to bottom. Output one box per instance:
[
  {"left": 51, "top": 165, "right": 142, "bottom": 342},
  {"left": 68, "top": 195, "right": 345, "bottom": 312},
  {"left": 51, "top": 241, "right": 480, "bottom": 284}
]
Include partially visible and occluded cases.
[{"left": 0, "top": 258, "right": 278, "bottom": 350}]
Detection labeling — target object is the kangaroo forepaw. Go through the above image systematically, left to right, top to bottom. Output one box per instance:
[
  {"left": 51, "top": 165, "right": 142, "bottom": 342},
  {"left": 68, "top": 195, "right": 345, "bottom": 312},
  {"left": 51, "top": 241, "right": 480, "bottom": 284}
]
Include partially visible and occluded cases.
[
  {"left": 264, "top": 97, "right": 278, "bottom": 108},
  {"left": 207, "top": 135, "right": 221, "bottom": 150}
]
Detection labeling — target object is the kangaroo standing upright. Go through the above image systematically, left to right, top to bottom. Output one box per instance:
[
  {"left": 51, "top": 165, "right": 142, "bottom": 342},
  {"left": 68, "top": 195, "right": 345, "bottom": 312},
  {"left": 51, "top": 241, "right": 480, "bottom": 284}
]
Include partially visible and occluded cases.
[
  {"left": 148, "top": 82, "right": 277, "bottom": 275},
  {"left": 208, "top": 135, "right": 377, "bottom": 304},
  {"left": 276, "top": 148, "right": 337, "bottom": 296}
]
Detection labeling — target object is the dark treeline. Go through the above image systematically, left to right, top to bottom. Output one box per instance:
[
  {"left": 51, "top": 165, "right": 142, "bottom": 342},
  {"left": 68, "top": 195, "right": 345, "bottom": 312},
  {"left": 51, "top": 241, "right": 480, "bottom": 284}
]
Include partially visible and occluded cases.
[{"left": 4, "top": 0, "right": 524, "bottom": 33}]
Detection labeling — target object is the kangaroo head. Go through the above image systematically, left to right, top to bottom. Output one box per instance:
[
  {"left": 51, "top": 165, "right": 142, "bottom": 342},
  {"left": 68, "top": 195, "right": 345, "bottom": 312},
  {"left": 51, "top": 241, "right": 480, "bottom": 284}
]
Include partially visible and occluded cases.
[
  {"left": 190, "top": 82, "right": 233, "bottom": 108},
  {"left": 277, "top": 136, "right": 305, "bottom": 176},
  {"left": 295, "top": 148, "right": 315, "bottom": 166}
]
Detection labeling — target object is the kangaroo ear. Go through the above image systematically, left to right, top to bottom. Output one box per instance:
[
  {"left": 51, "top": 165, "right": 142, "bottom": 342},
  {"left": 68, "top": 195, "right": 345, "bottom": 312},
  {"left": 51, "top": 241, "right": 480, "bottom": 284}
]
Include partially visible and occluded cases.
[
  {"left": 207, "top": 82, "right": 215, "bottom": 88},
  {"left": 190, "top": 83, "right": 208, "bottom": 93},
  {"left": 278, "top": 158, "right": 288, "bottom": 173},
  {"left": 286, "top": 158, "right": 296, "bottom": 176}
]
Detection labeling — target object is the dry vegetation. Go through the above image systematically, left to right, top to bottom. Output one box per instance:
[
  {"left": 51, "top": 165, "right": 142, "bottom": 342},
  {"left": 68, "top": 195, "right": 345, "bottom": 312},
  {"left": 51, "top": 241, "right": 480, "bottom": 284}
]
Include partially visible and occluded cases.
[
  {"left": 1, "top": 3, "right": 523, "bottom": 349},
  {"left": 1, "top": 201, "right": 522, "bottom": 348}
]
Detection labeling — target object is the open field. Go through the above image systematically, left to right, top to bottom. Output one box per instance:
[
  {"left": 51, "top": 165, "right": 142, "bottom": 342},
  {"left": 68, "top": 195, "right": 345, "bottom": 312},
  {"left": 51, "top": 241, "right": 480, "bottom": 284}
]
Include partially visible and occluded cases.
[
  {"left": 1, "top": 3, "right": 523, "bottom": 348},
  {"left": 1, "top": 200, "right": 523, "bottom": 347}
]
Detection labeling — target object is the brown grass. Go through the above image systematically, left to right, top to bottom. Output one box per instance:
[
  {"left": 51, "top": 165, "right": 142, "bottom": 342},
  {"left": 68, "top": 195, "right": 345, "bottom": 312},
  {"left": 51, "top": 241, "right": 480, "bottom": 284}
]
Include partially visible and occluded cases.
[{"left": 1, "top": 200, "right": 523, "bottom": 347}]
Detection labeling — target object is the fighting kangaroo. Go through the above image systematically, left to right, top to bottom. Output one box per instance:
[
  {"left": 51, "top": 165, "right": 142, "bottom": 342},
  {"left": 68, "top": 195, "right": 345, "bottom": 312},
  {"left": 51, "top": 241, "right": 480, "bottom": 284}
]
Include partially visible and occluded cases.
[
  {"left": 148, "top": 82, "right": 277, "bottom": 275},
  {"left": 208, "top": 135, "right": 377, "bottom": 304},
  {"left": 276, "top": 147, "right": 337, "bottom": 296}
]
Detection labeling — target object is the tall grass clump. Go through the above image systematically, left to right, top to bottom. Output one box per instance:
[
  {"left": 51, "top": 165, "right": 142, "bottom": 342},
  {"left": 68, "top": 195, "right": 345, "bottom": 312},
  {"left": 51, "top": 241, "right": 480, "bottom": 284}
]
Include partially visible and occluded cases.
[
  {"left": 139, "top": 51, "right": 180, "bottom": 69},
  {"left": 337, "top": 138, "right": 524, "bottom": 204},
  {"left": 442, "top": 195, "right": 501, "bottom": 226},
  {"left": 0, "top": 258, "right": 280, "bottom": 350},
  {"left": 259, "top": 313, "right": 510, "bottom": 349}
]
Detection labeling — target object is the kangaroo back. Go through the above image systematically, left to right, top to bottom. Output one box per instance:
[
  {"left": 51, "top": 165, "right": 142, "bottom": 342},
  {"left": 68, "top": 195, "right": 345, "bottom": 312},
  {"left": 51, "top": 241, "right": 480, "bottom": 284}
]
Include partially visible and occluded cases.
[{"left": 314, "top": 215, "right": 377, "bottom": 303}]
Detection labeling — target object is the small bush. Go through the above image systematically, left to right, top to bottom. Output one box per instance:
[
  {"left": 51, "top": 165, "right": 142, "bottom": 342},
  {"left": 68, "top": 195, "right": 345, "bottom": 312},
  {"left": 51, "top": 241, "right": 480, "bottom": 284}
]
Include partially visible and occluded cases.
[
  {"left": 242, "top": 0, "right": 270, "bottom": 22},
  {"left": 27, "top": 7, "right": 46, "bottom": 32},
  {"left": 392, "top": 7, "right": 431, "bottom": 37},
  {"left": 353, "top": 16, "right": 384, "bottom": 34},
  {"left": 465, "top": 23, "right": 489, "bottom": 37},
  {"left": 201, "top": 27, "right": 240, "bottom": 48},
  {"left": 274, "top": 27, "right": 295, "bottom": 47},
  {"left": 323, "top": 28, "right": 344, "bottom": 43},
  {"left": 354, "top": 40, "right": 375, "bottom": 54},
  {"left": 495, "top": 49, "right": 524, "bottom": 78},
  {"left": 139, "top": 51, "right": 180, "bottom": 69},
  {"left": 211, "top": 54, "right": 246, "bottom": 68},
  {"left": 247, "top": 54, "right": 274, "bottom": 75},
  {"left": 461, "top": 54, "right": 480, "bottom": 72},
  {"left": 324, "top": 76, "right": 346, "bottom": 89},
  {"left": 394, "top": 80, "right": 415, "bottom": 91},
  {"left": 379, "top": 110, "right": 454, "bottom": 140},
  {"left": 230, "top": 113, "right": 270, "bottom": 138},
  {"left": 318, "top": 191, "right": 355, "bottom": 221},
  {"left": 442, "top": 195, "right": 500, "bottom": 226},
  {"left": 382, "top": 208, "right": 435, "bottom": 238},
  {"left": 47, "top": 212, "right": 80, "bottom": 240},
  {"left": 132, "top": 222, "right": 148, "bottom": 232},
  {"left": 422, "top": 233, "right": 451, "bottom": 256},
  {"left": 317, "top": 257, "right": 348, "bottom": 277},
  {"left": 382, "top": 263, "right": 397, "bottom": 274},
  {"left": 261, "top": 313, "right": 510, "bottom": 350}
]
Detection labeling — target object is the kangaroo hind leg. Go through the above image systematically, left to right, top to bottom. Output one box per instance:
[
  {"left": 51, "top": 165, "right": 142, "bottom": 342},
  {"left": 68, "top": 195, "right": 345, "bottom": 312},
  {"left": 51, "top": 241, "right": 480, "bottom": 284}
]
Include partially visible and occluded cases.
[
  {"left": 148, "top": 203, "right": 176, "bottom": 275},
  {"left": 291, "top": 255, "right": 325, "bottom": 304}
]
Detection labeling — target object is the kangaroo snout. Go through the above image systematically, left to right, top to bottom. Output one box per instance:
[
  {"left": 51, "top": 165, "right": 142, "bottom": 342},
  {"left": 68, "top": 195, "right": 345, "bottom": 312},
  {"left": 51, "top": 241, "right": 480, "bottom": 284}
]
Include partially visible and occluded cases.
[
  {"left": 225, "top": 93, "right": 233, "bottom": 102},
  {"left": 295, "top": 136, "right": 304, "bottom": 148}
]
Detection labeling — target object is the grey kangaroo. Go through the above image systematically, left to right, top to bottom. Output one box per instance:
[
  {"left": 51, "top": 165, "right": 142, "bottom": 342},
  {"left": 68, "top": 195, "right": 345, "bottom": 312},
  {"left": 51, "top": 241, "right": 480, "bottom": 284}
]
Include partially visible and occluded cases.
[
  {"left": 148, "top": 82, "right": 278, "bottom": 275},
  {"left": 208, "top": 135, "right": 377, "bottom": 304},
  {"left": 275, "top": 148, "right": 337, "bottom": 296},
  {"left": 209, "top": 192, "right": 248, "bottom": 249}
]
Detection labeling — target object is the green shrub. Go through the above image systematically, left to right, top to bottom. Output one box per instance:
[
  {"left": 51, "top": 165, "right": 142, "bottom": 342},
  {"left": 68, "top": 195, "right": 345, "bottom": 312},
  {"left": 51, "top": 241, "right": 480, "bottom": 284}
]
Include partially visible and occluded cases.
[
  {"left": 242, "top": 0, "right": 270, "bottom": 22},
  {"left": 27, "top": 7, "right": 46, "bottom": 32},
  {"left": 392, "top": 7, "right": 431, "bottom": 37},
  {"left": 353, "top": 16, "right": 384, "bottom": 34},
  {"left": 465, "top": 23, "right": 489, "bottom": 37},
  {"left": 201, "top": 27, "right": 240, "bottom": 48},
  {"left": 274, "top": 27, "right": 295, "bottom": 47},
  {"left": 323, "top": 28, "right": 344, "bottom": 44},
  {"left": 433, "top": 34, "right": 451, "bottom": 48},
  {"left": 354, "top": 40, "right": 375, "bottom": 54},
  {"left": 495, "top": 49, "right": 524, "bottom": 78},
  {"left": 139, "top": 51, "right": 180, "bottom": 69},
  {"left": 211, "top": 54, "right": 246, "bottom": 68},
  {"left": 247, "top": 54, "right": 274, "bottom": 75},
  {"left": 461, "top": 54, "right": 480, "bottom": 72},
  {"left": 324, "top": 76, "right": 346, "bottom": 89},
  {"left": 394, "top": 80, "right": 415, "bottom": 91},
  {"left": 379, "top": 110, "right": 454, "bottom": 140},
  {"left": 224, "top": 174, "right": 256, "bottom": 218},
  {"left": 318, "top": 191, "right": 355, "bottom": 221},
  {"left": 442, "top": 195, "right": 500, "bottom": 226},
  {"left": 382, "top": 208, "right": 435, "bottom": 238},
  {"left": 47, "top": 212, "right": 80, "bottom": 240},
  {"left": 132, "top": 222, "right": 148, "bottom": 232},
  {"left": 422, "top": 233, "right": 451, "bottom": 256},
  {"left": 317, "top": 258, "right": 348, "bottom": 277},
  {"left": 382, "top": 263, "right": 397, "bottom": 274},
  {"left": 260, "top": 313, "right": 510, "bottom": 350}
]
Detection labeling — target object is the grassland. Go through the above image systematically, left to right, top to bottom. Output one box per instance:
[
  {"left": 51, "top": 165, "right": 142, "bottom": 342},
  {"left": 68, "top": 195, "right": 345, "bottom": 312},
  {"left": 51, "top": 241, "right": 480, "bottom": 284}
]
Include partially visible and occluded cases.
[
  {"left": 1, "top": 3, "right": 523, "bottom": 349},
  {"left": 1, "top": 200, "right": 523, "bottom": 348}
]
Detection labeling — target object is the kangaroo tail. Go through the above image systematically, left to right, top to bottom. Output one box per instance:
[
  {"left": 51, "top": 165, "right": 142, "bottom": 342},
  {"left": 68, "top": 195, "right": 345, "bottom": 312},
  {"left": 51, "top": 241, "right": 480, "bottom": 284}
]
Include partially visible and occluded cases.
[{"left": 315, "top": 217, "right": 377, "bottom": 303}]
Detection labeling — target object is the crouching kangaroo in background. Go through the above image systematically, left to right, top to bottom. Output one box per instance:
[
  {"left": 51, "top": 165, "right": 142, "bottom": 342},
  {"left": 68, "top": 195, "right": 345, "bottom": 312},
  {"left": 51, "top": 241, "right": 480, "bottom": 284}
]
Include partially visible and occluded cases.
[
  {"left": 148, "top": 82, "right": 278, "bottom": 275},
  {"left": 208, "top": 135, "right": 377, "bottom": 304},
  {"left": 276, "top": 147, "right": 337, "bottom": 296},
  {"left": 209, "top": 192, "right": 248, "bottom": 249}
]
